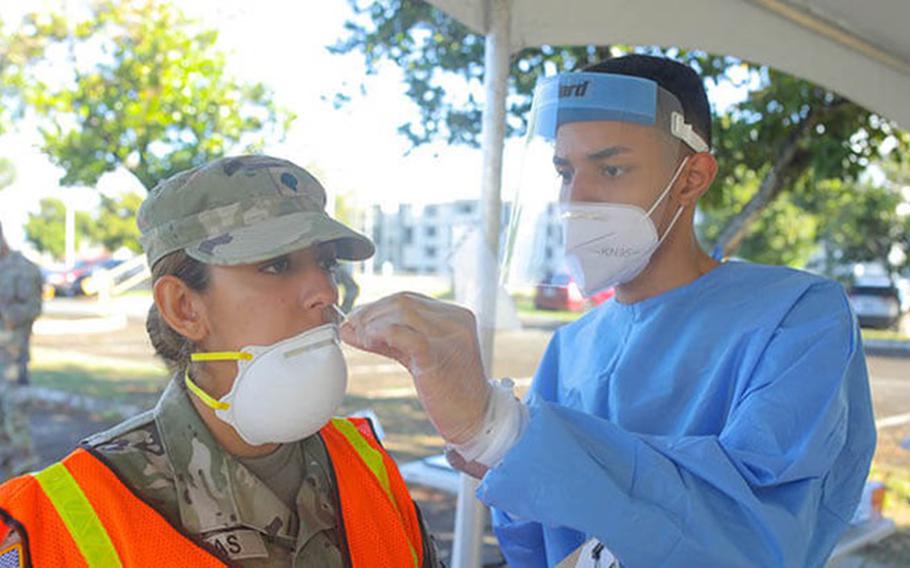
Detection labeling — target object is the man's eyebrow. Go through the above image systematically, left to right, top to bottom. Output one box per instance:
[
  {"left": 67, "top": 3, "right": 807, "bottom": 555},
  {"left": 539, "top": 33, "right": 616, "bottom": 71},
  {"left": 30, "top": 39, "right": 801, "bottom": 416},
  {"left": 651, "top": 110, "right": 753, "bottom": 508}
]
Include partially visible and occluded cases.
[
  {"left": 553, "top": 145, "right": 632, "bottom": 166},
  {"left": 587, "top": 146, "right": 632, "bottom": 160}
]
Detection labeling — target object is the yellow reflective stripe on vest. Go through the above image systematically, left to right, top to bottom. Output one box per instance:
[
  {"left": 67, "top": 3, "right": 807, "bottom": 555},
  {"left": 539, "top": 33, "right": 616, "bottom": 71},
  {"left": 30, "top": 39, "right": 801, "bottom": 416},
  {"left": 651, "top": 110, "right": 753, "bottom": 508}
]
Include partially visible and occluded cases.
[
  {"left": 330, "top": 418, "right": 419, "bottom": 567},
  {"left": 330, "top": 418, "right": 394, "bottom": 502},
  {"left": 33, "top": 462, "right": 123, "bottom": 567}
]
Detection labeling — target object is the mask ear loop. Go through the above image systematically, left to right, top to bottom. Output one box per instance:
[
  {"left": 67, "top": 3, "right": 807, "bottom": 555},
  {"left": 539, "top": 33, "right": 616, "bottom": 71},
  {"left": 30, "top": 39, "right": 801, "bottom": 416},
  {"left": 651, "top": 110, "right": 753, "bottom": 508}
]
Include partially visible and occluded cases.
[
  {"left": 646, "top": 156, "right": 689, "bottom": 218},
  {"left": 647, "top": 156, "right": 690, "bottom": 246},
  {"left": 656, "top": 205, "right": 687, "bottom": 247},
  {"left": 328, "top": 303, "right": 347, "bottom": 325},
  {"left": 185, "top": 351, "right": 253, "bottom": 411}
]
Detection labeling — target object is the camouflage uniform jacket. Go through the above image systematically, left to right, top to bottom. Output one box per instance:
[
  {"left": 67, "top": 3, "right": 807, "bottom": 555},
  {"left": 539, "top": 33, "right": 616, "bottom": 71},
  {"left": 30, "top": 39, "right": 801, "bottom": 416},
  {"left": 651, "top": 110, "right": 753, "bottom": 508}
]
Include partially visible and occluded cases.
[
  {"left": 0, "top": 251, "right": 42, "bottom": 353},
  {"left": 0, "top": 251, "right": 41, "bottom": 479},
  {"left": 73, "top": 379, "right": 439, "bottom": 567}
]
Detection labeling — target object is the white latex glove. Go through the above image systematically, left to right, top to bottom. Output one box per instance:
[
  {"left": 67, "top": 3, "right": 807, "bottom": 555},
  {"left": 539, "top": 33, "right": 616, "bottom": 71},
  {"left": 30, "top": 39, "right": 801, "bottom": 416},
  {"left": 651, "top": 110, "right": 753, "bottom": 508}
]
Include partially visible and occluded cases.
[{"left": 340, "top": 292, "right": 492, "bottom": 445}]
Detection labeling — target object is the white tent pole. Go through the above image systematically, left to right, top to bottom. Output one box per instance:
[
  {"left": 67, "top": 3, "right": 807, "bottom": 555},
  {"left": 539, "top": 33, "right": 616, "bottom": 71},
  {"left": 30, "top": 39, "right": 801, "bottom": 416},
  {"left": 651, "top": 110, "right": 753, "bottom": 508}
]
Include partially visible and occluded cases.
[{"left": 452, "top": 0, "right": 511, "bottom": 567}]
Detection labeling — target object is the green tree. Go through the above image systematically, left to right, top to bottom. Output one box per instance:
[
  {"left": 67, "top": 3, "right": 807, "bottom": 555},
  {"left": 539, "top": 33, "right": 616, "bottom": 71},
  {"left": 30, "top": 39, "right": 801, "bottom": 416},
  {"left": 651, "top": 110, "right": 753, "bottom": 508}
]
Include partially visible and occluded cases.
[
  {"left": 20, "top": 0, "right": 294, "bottom": 191},
  {"left": 330, "top": 0, "right": 614, "bottom": 147},
  {"left": 331, "top": 0, "right": 908, "bottom": 265},
  {"left": 0, "top": 13, "right": 66, "bottom": 134},
  {"left": 1, "top": 13, "right": 66, "bottom": 191},
  {"left": 703, "top": 71, "right": 905, "bottom": 258},
  {"left": 0, "top": 158, "right": 13, "bottom": 191},
  {"left": 808, "top": 163, "right": 910, "bottom": 276},
  {"left": 699, "top": 185, "right": 820, "bottom": 268},
  {"left": 88, "top": 192, "right": 144, "bottom": 253},
  {"left": 24, "top": 198, "right": 93, "bottom": 259}
]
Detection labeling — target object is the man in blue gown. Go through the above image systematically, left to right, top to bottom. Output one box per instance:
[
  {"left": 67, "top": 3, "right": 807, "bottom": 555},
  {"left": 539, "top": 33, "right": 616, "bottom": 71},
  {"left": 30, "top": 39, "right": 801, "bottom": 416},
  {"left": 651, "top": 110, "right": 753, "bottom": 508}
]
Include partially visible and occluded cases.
[{"left": 342, "top": 54, "right": 876, "bottom": 567}]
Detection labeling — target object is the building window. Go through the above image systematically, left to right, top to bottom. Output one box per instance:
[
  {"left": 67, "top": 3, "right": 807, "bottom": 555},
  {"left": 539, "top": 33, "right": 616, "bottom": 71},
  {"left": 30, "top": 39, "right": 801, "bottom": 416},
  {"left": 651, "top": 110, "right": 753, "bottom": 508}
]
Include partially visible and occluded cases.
[
  {"left": 426, "top": 205, "right": 437, "bottom": 217},
  {"left": 426, "top": 226, "right": 437, "bottom": 238},
  {"left": 404, "top": 227, "right": 414, "bottom": 244},
  {"left": 426, "top": 246, "right": 437, "bottom": 258}
]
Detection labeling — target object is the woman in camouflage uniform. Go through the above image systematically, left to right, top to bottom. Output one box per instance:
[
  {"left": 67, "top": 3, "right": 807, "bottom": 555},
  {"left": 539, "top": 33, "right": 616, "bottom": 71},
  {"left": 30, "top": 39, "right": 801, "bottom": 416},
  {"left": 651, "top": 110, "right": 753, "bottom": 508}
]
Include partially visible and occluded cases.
[{"left": 0, "top": 156, "right": 440, "bottom": 567}]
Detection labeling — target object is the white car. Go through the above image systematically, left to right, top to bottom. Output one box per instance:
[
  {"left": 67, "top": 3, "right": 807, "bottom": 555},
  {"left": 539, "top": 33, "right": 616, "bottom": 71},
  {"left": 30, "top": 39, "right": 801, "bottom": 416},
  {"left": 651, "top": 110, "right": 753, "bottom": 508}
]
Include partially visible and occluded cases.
[{"left": 848, "top": 283, "right": 902, "bottom": 329}]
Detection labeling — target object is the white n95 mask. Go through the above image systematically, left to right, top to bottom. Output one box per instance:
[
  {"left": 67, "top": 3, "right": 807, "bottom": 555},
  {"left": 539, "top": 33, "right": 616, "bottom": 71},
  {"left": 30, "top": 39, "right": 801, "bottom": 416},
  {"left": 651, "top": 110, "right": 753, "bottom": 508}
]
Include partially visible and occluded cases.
[
  {"left": 561, "top": 157, "right": 689, "bottom": 295},
  {"left": 184, "top": 322, "right": 348, "bottom": 446}
]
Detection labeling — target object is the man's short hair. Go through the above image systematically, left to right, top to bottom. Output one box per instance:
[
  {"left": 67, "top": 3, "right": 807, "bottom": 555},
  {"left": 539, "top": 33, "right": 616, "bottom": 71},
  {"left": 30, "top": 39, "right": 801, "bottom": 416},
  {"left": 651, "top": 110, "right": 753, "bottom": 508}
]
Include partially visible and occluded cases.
[{"left": 583, "top": 54, "right": 712, "bottom": 150}]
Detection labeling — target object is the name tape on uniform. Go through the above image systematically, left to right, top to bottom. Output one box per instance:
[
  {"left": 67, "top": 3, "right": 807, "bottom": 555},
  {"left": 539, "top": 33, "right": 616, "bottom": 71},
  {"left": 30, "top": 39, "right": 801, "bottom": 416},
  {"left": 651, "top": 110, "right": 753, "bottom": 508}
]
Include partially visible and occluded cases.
[{"left": 204, "top": 528, "right": 269, "bottom": 560}]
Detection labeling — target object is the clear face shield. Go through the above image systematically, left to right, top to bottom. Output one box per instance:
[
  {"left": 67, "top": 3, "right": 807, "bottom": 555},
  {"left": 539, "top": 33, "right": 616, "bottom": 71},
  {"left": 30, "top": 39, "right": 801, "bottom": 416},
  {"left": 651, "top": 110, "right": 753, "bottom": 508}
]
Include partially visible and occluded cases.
[{"left": 501, "top": 72, "right": 710, "bottom": 300}]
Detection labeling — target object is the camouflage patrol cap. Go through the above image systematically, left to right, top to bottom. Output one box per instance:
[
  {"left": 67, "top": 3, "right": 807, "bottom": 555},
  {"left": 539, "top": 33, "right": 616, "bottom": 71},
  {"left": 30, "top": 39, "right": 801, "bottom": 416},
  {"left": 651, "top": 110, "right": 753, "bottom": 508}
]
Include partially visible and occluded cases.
[{"left": 137, "top": 155, "right": 374, "bottom": 268}]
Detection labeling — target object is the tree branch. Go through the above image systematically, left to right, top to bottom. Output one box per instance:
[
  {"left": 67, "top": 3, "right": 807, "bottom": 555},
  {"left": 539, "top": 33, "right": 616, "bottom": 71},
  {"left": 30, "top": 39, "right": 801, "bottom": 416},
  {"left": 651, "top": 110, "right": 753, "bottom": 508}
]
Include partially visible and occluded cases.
[{"left": 715, "top": 109, "right": 819, "bottom": 256}]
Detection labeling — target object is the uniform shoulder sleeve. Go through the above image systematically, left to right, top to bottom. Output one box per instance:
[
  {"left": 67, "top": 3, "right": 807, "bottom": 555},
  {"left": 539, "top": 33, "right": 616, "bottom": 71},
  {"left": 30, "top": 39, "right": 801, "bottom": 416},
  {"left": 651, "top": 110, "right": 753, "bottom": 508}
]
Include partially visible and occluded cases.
[
  {"left": 82, "top": 409, "right": 157, "bottom": 448},
  {"left": 83, "top": 412, "right": 181, "bottom": 526}
]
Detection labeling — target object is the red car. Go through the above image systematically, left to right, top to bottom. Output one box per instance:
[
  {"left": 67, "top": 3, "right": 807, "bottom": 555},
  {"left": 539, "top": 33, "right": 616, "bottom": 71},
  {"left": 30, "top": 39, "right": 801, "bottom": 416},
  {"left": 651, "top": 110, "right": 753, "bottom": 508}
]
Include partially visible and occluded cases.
[
  {"left": 46, "top": 257, "right": 109, "bottom": 297},
  {"left": 535, "top": 273, "right": 615, "bottom": 312}
]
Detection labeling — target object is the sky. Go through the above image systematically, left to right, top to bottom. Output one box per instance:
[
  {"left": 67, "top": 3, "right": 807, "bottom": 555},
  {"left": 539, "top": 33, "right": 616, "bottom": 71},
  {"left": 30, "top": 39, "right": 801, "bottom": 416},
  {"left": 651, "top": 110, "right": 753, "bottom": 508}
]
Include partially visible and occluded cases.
[{"left": 0, "top": 0, "right": 755, "bottom": 251}]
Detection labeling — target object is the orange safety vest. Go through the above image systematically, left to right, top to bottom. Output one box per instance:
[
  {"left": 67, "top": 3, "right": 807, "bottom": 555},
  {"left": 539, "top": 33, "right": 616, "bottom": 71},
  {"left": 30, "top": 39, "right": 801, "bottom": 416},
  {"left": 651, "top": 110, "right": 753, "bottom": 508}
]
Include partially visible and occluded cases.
[{"left": 0, "top": 417, "right": 425, "bottom": 567}]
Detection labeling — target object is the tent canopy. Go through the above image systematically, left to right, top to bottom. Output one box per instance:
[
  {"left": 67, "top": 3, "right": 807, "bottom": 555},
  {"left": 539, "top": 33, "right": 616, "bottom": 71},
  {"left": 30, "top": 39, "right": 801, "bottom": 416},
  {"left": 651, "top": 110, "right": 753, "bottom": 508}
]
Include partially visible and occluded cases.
[{"left": 427, "top": 0, "right": 910, "bottom": 130}]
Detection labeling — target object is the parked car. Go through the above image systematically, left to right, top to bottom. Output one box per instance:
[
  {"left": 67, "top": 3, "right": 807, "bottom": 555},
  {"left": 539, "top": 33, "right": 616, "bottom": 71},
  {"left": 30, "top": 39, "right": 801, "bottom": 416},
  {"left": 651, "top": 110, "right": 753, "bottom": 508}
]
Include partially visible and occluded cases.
[
  {"left": 45, "top": 257, "right": 108, "bottom": 297},
  {"left": 79, "top": 257, "right": 146, "bottom": 296},
  {"left": 76, "top": 258, "right": 123, "bottom": 295},
  {"left": 45, "top": 262, "right": 86, "bottom": 297},
  {"left": 38, "top": 268, "right": 56, "bottom": 300},
  {"left": 534, "top": 273, "right": 616, "bottom": 312},
  {"left": 535, "top": 273, "right": 585, "bottom": 312},
  {"left": 895, "top": 277, "right": 910, "bottom": 314},
  {"left": 848, "top": 282, "right": 902, "bottom": 329},
  {"left": 589, "top": 286, "right": 616, "bottom": 306}
]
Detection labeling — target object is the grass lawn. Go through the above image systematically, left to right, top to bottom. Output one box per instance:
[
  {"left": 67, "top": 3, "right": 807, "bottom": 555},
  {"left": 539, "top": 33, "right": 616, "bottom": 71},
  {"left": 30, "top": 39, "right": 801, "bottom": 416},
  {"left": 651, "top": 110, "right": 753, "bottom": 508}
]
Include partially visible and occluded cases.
[
  {"left": 513, "top": 297, "right": 583, "bottom": 323},
  {"left": 863, "top": 328, "right": 910, "bottom": 342},
  {"left": 30, "top": 356, "right": 169, "bottom": 410},
  {"left": 860, "top": 463, "right": 910, "bottom": 565}
]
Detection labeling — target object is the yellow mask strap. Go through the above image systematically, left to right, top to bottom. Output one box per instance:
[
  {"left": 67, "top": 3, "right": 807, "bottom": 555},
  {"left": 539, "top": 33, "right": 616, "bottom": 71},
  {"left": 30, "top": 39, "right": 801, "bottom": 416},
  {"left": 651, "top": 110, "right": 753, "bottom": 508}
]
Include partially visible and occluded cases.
[
  {"left": 184, "top": 351, "right": 253, "bottom": 411},
  {"left": 190, "top": 352, "right": 253, "bottom": 363}
]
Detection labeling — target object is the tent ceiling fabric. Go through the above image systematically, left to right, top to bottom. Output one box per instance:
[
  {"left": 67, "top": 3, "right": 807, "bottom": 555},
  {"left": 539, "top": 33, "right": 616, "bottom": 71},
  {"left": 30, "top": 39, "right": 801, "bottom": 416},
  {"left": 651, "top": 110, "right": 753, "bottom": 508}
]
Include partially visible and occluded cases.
[{"left": 426, "top": 0, "right": 910, "bottom": 129}]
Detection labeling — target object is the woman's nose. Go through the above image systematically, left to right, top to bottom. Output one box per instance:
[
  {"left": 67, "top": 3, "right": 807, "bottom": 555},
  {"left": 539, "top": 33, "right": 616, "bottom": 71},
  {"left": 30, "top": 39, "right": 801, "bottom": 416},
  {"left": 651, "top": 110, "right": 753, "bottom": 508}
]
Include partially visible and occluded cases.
[{"left": 299, "top": 266, "right": 339, "bottom": 312}]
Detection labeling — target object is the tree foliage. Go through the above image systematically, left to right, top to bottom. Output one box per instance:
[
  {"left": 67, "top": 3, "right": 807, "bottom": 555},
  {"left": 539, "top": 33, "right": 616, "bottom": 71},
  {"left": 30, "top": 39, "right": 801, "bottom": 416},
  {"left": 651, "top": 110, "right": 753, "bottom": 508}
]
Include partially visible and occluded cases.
[
  {"left": 19, "top": 0, "right": 293, "bottom": 190},
  {"left": 332, "top": 0, "right": 909, "bottom": 267},
  {"left": 0, "top": 13, "right": 66, "bottom": 135},
  {"left": 0, "top": 158, "right": 14, "bottom": 191},
  {"left": 811, "top": 163, "right": 910, "bottom": 275},
  {"left": 89, "top": 192, "right": 144, "bottom": 253},
  {"left": 24, "top": 198, "right": 93, "bottom": 259}
]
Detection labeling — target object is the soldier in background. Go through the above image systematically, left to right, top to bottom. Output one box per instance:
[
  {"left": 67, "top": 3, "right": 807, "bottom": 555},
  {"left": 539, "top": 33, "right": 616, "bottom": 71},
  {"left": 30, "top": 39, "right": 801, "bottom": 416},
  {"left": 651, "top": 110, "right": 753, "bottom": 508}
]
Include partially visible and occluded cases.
[{"left": 0, "top": 221, "right": 42, "bottom": 480}]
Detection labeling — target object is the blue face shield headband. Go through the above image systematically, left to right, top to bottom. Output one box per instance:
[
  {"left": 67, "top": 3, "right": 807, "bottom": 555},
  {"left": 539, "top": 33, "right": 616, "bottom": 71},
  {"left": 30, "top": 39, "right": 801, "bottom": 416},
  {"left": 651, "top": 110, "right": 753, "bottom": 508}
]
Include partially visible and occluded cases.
[{"left": 530, "top": 72, "right": 709, "bottom": 153}]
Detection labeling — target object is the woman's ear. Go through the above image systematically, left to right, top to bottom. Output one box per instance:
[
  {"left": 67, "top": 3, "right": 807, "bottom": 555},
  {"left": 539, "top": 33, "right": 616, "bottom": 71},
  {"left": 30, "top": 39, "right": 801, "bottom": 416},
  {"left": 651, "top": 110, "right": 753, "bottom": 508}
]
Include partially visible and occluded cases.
[
  {"left": 676, "top": 152, "right": 718, "bottom": 207},
  {"left": 153, "top": 275, "right": 209, "bottom": 342}
]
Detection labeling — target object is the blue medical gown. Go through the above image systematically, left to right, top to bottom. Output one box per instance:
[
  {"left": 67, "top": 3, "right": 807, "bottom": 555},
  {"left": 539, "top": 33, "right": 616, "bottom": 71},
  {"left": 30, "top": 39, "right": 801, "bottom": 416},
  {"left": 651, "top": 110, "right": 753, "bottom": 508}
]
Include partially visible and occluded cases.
[{"left": 478, "top": 262, "right": 876, "bottom": 567}]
